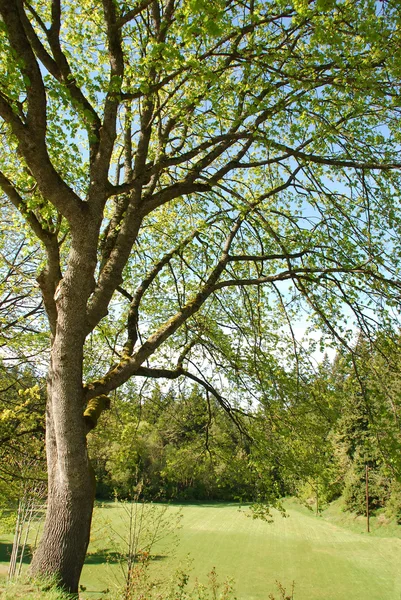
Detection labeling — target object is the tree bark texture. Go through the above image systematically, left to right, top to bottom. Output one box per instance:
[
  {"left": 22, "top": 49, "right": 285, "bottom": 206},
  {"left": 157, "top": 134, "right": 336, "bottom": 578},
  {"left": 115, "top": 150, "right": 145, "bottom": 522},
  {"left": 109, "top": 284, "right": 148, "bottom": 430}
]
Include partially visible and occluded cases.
[
  {"left": 30, "top": 233, "right": 98, "bottom": 593},
  {"left": 30, "top": 400, "right": 95, "bottom": 593}
]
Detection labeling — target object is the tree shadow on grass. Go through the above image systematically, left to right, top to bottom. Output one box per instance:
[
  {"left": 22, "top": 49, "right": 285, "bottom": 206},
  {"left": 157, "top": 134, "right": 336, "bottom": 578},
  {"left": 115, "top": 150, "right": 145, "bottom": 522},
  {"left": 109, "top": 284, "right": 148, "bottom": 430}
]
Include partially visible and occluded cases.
[
  {"left": 94, "top": 501, "right": 118, "bottom": 509},
  {"left": 170, "top": 501, "right": 245, "bottom": 508},
  {"left": 0, "top": 542, "right": 33, "bottom": 564},
  {"left": 0, "top": 542, "right": 12, "bottom": 563},
  {"left": 85, "top": 550, "right": 166, "bottom": 565},
  {"left": 85, "top": 550, "right": 121, "bottom": 565}
]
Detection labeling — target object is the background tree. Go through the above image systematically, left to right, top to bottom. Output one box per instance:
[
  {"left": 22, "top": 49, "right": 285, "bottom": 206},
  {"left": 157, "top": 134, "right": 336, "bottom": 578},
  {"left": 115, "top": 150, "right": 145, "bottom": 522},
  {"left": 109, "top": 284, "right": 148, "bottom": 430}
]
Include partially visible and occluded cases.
[
  {"left": 1, "top": 0, "right": 401, "bottom": 592},
  {"left": 328, "top": 335, "right": 401, "bottom": 519},
  {"left": 0, "top": 362, "right": 45, "bottom": 513}
]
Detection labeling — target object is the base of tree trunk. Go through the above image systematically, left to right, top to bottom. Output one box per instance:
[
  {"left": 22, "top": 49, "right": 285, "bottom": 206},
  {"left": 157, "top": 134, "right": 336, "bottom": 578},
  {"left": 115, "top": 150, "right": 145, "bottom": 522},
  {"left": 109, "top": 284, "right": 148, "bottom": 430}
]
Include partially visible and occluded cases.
[{"left": 30, "top": 470, "right": 95, "bottom": 593}]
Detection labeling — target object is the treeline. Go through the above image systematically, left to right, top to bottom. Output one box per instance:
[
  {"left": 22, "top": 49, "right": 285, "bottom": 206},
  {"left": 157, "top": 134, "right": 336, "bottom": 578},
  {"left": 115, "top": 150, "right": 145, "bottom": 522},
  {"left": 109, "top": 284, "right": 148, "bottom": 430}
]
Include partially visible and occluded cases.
[
  {"left": 2, "top": 333, "right": 401, "bottom": 521},
  {"left": 87, "top": 334, "right": 401, "bottom": 522},
  {"left": 88, "top": 384, "right": 273, "bottom": 502}
]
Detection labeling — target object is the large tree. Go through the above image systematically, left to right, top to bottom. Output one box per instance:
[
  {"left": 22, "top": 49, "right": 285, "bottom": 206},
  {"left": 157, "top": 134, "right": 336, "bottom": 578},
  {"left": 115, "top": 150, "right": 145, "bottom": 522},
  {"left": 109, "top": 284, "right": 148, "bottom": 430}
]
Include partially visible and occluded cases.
[{"left": 1, "top": 0, "right": 401, "bottom": 592}]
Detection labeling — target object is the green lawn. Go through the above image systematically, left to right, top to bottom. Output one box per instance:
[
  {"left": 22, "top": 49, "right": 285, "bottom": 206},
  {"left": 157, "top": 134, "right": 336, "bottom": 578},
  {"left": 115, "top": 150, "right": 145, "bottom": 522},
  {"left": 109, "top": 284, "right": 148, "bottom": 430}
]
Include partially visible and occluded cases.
[{"left": 2, "top": 500, "right": 401, "bottom": 599}]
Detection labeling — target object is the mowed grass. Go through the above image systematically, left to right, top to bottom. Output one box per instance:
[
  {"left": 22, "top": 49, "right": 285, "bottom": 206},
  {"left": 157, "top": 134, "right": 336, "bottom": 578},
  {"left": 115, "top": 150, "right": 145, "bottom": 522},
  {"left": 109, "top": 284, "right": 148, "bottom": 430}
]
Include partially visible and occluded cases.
[
  {"left": 80, "top": 499, "right": 401, "bottom": 600},
  {"left": 2, "top": 500, "right": 401, "bottom": 599}
]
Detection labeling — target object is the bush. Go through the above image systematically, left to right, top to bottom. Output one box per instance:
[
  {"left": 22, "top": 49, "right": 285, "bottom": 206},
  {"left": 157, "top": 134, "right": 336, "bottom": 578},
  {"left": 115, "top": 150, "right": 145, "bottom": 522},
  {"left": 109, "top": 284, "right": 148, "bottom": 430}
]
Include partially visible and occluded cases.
[
  {"left": 385, "top": 482, "right": 401, "bottom": 523},
  {"left": 119, "top": 561, "right": 237, "bottom": 600}
]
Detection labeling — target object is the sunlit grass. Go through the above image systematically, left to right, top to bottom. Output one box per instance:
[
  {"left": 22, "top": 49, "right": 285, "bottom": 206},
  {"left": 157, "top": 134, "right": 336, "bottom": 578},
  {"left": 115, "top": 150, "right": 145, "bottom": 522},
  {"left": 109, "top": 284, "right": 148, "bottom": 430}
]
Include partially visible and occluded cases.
[{"left": 2, "top": 499, "right": 401, "bottom": 599}]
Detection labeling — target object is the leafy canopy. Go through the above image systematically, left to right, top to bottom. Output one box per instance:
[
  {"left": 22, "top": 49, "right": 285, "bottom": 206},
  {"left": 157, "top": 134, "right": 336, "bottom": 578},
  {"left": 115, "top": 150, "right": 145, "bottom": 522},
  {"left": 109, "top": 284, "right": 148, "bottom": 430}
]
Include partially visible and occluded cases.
[{"left": 0, "top": 0, "right": 401, "bottom": 417}]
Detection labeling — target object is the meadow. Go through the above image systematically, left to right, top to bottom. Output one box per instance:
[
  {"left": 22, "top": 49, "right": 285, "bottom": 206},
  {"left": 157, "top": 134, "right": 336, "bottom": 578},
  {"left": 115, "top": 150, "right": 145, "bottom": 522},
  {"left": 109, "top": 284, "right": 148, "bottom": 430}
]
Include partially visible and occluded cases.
[{"left": 2, "top": 499, "right": 401, "bottom": 599}]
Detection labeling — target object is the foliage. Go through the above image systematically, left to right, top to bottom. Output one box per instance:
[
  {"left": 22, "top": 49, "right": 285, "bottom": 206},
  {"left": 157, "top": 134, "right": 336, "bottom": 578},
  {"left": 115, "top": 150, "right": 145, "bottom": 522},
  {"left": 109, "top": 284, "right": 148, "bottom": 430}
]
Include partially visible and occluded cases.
[
  {"left": 1, "top": 0, "right": 401, "bottom": 589},
  {"left": 1, "top": 0, "right": 401, "bottom": 418},
  {"left": 0, "top": 228, "right": 47, "bottom": 360},
  {"left": 88, "top": 330, "right": 401, "bottom": 521},
  {"left": 273, "top": 333, "right": 401, "bottom": 519},
  {"left": 327, "top": 335, "right": 401, "bottom": 517},
  {"left": 0, "top": 362, "right": 45, "bottom": 509},
  {"left": 89, "top": 384, "right": 261, "bottom": 501},
  {"left": 384, "top": 482, "right": 401, "bottom": 524}
]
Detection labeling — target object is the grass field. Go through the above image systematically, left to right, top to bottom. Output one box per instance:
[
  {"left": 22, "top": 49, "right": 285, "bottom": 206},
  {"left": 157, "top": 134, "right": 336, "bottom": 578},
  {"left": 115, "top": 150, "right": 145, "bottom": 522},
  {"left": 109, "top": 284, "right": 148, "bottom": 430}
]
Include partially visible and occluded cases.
[{"left": 2, "top": 499, "right": 401, "bottom": 599}]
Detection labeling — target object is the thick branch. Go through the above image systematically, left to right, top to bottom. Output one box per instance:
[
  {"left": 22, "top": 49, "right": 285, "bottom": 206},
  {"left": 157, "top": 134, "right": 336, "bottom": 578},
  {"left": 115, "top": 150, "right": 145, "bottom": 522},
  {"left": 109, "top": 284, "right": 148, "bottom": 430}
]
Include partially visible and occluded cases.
[
  {"left": 0, "top": 0, "right": 46, "bottom": 133},
  {"left": 92, "top": 0, "right": 125, "bottom": 185},
  {"left": 117, "top": 0, "right": 154, "bottom": 27},
  {"left": 21, "top": 2, "right": 102, "bottom": 148},
  {"left": 0, "top": 7, "right": 84, "bottom": 224},
  {"left": 270, "top": 141, "right": 401, "bottom": 171},
  {"left": 0, "top": 171, "right": 50, "bottom": 243},
  {"left": 86, "top": 208, "right": 143, "bottom": 331},
  {"left": 85, "top": 218, "right": 243, "bottom": 398},
  {"left": 122, "top": 221, "right": 219, "bottom": 355},
  {"left": 84, "top": 395, "right": 110, "bottom": 433}
]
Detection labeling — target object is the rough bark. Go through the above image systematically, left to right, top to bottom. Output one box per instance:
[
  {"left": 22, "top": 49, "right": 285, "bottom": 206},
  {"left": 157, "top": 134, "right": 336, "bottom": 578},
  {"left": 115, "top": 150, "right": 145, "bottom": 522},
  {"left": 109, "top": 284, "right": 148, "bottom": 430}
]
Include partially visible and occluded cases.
[
  {"left": 30, "top": 229, "right": 99, "bottom": 593},
  {"left": 30, "top": 394, "right": 95, "bottom": 593}
]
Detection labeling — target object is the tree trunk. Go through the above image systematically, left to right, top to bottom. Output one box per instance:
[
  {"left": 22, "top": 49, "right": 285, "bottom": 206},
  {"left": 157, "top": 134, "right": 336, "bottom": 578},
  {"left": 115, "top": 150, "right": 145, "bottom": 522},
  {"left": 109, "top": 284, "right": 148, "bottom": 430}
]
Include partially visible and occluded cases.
[
  {"left": 30, "top": 233, "right": 99, "bottom": 593},
  {"left": 30, "top": 394, "right": 95, "bottom": 593}
]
